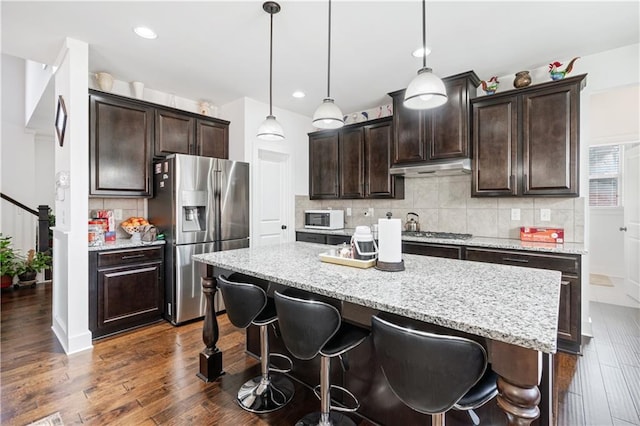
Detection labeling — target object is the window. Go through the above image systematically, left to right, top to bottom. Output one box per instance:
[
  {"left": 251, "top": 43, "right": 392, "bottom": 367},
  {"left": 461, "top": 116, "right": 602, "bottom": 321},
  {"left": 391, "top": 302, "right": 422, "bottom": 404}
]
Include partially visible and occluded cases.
[{"left": 589, "top": 145, "right": 620, "bottom": 207}]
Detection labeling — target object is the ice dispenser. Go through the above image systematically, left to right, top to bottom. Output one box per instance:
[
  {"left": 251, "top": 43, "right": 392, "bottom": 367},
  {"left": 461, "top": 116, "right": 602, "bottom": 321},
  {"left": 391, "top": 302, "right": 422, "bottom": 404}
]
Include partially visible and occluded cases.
[{"left": 181, "top": 191, "right": 207, "bottom": 232}]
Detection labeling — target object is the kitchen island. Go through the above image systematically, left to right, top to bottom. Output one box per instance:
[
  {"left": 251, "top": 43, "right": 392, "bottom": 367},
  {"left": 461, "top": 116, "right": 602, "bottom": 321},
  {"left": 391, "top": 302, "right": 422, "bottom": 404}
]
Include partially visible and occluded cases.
[{"left": 193, "top": 242, "right": 562, "bottom": 425}]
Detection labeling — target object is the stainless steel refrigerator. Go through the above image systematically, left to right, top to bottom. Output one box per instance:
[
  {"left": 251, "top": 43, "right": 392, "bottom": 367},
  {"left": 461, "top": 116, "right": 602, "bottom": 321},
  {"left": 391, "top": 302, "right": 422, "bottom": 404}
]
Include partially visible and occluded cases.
[{"left": 148, "top": 154, "right": 249, "bottom": 325}]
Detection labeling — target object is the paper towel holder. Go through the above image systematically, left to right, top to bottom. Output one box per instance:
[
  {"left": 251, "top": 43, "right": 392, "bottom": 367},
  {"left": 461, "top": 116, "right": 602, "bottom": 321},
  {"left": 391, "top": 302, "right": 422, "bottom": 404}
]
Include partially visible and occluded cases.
[
  {"left": 375, "top": 212, "right": 405, "bottom": 272},
  {"left": 375, "top": 259, "right": 405, "bottom": 272}
]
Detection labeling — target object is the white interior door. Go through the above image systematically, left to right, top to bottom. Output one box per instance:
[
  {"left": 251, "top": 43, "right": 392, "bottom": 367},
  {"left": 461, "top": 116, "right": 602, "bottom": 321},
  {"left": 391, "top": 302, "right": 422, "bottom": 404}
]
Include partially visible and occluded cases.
[
  {"left": 623, "top": 144, "right": 640, "bottom": 304},
  {"left": 254, "top": 149, "right": 291, "bottom": 246}
]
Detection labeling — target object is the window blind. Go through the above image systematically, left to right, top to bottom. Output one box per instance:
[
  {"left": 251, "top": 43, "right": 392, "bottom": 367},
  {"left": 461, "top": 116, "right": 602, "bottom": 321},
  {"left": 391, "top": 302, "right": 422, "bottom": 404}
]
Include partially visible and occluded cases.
[{"left": 589, "top": 145, "right": 620, "bottom": 207}]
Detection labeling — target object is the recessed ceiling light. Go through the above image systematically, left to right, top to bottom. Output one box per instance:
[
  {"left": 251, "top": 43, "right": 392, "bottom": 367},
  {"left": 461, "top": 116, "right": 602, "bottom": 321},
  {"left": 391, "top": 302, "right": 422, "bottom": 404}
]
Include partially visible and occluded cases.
[
  {"left": 134, "top": 26, "right": 157, "bottom": 40},
  {"left": 412, "top": 46, "right": 431, "bottom": 58},
  {"left": 292, "top": 91, "right": 305, "bottom": 98}
]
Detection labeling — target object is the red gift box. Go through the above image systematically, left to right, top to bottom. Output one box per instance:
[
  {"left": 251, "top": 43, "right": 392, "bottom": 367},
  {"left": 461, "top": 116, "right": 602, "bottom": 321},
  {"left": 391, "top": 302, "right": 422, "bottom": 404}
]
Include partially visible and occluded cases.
[{"left": 520, "top": 227, "right": 564, "bottom": 243}]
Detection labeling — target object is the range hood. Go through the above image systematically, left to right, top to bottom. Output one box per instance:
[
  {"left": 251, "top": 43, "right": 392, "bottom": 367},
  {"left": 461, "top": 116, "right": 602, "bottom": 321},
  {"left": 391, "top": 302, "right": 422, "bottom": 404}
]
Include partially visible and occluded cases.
[{"left": 389, "top": 158, "right": 471, "bottom": 177}]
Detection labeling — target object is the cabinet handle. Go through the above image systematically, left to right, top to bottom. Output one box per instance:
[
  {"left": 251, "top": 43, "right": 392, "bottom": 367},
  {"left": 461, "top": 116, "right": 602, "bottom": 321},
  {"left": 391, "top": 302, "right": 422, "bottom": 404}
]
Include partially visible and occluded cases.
[
  {"left": 122, "top": 254, "right": 146, "bottom": 260},
  {"left": 502, "top": 257, "right": 529, "bottom": 263},
  {"left": 561, "top": 280, "right": 570, "bottom": 286}
]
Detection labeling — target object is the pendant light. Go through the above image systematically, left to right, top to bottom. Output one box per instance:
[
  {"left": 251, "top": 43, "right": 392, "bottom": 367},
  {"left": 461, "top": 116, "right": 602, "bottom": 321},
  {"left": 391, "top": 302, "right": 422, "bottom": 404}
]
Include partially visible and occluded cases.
[
  {"left": 312, "top": 0, "right": 344, "bottom": 129},
  {"left": 403, "top": 0, "right": 447, "bottom": 110},
  {"left": 257, "top": 1, "right": 285, "bottom": 141}
]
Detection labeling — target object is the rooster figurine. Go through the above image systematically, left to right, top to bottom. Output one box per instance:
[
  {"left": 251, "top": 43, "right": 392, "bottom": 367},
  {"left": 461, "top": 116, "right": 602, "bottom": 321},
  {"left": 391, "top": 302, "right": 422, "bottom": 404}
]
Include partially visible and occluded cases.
[
  {"left": 549, "top": 57, "right": 580, "bottom": 81},
  {"left": 480, "top": 76, "right": 499, "bottom": 95}
]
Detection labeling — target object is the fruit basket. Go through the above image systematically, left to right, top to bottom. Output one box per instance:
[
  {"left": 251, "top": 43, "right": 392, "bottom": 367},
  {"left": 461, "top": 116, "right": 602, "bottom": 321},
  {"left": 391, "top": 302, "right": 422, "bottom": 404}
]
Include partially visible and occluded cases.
[{"left": 121, "top": 217, "right": 150, "bottom": 240}]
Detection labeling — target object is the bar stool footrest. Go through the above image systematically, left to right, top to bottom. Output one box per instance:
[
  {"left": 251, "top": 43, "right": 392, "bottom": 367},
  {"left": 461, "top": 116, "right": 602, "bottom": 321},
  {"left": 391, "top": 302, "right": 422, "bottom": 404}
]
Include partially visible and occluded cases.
[
  {"left": 269, "top": 352, "right": 294, "bottom": 373},
  {"left": 237, "top": 374, "right": 295, "bottom": 413},
  {"left": 312, "top": 384, "right": 360, "bottom": 413}
]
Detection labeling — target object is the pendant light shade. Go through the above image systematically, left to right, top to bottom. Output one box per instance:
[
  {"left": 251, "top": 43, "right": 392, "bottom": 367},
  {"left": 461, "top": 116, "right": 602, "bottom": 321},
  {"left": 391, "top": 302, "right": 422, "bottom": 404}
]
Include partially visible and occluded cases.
[
  {"left": 313, "top": 0, "right": 344, "bottom": 129},
  {"left": 404, "top": 0, "right": 447, "bottom": 110},
  {"left": 257, "top": 1, "right": 285, "bottom": 140},
  {"left": 404, "top": 67, "right": 447, "bottom": 109},
  {"left": 312, "top": 98, "right": 344, "bottom": 129},
  {"left": 257, "top": 115, "right": 285, "bottom": 140}
]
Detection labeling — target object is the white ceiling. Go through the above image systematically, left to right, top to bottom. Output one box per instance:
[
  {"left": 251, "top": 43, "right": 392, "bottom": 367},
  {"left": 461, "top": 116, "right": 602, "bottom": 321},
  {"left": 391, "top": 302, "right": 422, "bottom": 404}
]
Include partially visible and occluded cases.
[{"left": 2, "top": 1, "right": 639, "bottom": 120}]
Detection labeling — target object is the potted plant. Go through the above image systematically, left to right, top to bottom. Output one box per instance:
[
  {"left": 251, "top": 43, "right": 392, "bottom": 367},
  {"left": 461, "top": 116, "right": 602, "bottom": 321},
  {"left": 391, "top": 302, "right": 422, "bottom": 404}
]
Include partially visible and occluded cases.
[
  {"left": 0, "top": 235, "right": 17, "bottom": 288},
  {"left": 15, "top": 249, "right": 51, "bottom": 286}
]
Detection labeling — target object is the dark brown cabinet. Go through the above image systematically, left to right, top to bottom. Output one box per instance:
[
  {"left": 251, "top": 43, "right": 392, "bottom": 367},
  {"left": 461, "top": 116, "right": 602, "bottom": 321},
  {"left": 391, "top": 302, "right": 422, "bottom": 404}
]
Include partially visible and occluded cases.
[
  {"left": 389, "top": 71, "right": 480, "bottom": 165},
  {"left": 472, "top": 74, "right": 585, "bottom": 197},
  {"left": 90, "top": 90, "right": 230, "bottom": 197},
  {"left": 89, "top": 92, "right": 154, "bottom": 197},
  {"left": 471, "top": 95, "right": 518, "bottom": 195},
  {"left": 155, "top": 108, "right": 195, "bottom": 156},
  {"left": 154, "top": 109, "right": 229, "bottom": 159},
  {"left": 309, "top": 118, "right": 403, "bottom": 200},
  {"left": 196, "top": 119, "right": 229, "bottom": 159},
  {"left": 339, "top": 126, "right": 365, "bottom": 198},
  {"left": 309, "top": 132, "right": 340, "bottom": 199},
  {"left": 296, "top": 232, "right": 351, "bottom": 245},
  {"left": 402, "top": 241, "right": 462, "bottom": 259},
  {"left": 89, "top": 246, "right": 165, "bottom": 339},
  {"left": 465, "top": 247, "right": 581, "bottom": 353}
]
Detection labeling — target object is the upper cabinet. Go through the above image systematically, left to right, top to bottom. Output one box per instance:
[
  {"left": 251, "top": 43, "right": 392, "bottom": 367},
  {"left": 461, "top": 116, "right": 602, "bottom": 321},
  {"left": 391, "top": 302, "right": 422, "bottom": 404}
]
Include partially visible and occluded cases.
[
  {"left": 389, "top": 71, "right": 480, "bottom": 165},
  {"left": 472, "top": 74, "right": 586, "bottom": 197},
  {"left": 89, "top": 90, "right": 230, "bottom": 198},
  {"left": 89, "top": 92, "right": 154, "bottom": 197},
  {"left": 155, "top": 108, "right": 195, "bottom": 156},
  {"left": 155, "top": 109, "right": 229, "bottom": 159},
  {"left": 309, "top": 118, "right": 403, "bottom": 200},
  {"left": 196, "top": 119, "right": 229, "bottom": 159},
  {"left": 309, "top": 131, "right": 340, "bottom": 199}
]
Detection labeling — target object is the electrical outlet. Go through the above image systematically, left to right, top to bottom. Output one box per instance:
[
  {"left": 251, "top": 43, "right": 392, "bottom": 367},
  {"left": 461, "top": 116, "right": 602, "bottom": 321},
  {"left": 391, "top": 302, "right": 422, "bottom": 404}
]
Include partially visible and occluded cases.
[
  {"left": 346, "top": 208, "right": 352, "bottom": 217},
  {"left": 511, "top": 208, "right": 521, "bottom": 221},
  {"left": 114, "top": 209, "right": 123, "bottom": 220},
  {"left": 363, "top": 209, "right": 369, "bottom": 217},
  {"left": 540, "top": 209, "right": 551, "bottom": 221}
]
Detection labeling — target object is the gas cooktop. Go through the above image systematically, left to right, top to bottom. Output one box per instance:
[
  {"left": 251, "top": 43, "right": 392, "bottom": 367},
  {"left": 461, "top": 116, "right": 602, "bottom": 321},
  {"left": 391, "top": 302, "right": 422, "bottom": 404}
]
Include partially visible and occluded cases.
[{"left": 402, "top": 231, "right": 473, "bottom": 240}]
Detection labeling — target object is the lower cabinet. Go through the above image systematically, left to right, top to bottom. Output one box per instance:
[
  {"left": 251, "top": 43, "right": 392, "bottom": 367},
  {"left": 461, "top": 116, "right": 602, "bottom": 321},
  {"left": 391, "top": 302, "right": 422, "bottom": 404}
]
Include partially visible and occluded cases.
[
  {"left": 296, "top": 231, "right": 351, "bottom": 245},
  {"left": 402, "top": 241, "right": 462, "bottom": 259},
  {"left": 89, "top": 246, "right": 165, "bottom": 339},
  {"left": 465, "top": 247, "right": 581, "bottom": 354}
]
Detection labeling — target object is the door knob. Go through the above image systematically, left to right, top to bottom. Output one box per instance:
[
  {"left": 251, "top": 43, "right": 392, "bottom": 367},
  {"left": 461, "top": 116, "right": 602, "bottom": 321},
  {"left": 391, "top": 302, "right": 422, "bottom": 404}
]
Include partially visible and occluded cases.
[
  {"left": 281, "top": 225, "right": 287, "bottom": 230},
  {"left": 620, "top": 226, "right": 628, "bottom": 231}
]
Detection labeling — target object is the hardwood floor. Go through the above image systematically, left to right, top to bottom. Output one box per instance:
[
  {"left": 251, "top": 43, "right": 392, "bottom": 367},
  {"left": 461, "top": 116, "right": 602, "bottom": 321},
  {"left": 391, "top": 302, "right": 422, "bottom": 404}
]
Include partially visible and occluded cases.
[
  {"left": 1, "top": 283, "right": 639, "bottom": 425},
  {"left": 556, "top": 302, "right": 640, "bottom": 425}
]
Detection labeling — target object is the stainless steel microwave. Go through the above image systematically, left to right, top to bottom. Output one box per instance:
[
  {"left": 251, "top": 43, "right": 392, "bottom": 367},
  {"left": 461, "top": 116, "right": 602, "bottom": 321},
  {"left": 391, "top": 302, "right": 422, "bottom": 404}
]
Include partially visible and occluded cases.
[{"left": 304, "top": 210, "right": 344, "bottom": 230}]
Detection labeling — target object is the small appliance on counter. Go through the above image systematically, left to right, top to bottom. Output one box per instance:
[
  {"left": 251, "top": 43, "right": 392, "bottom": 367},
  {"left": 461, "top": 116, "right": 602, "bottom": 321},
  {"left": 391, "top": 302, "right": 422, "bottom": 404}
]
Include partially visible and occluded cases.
[
  {"left": 304, "top": 209, "right": 344, "bottom": 230},
  {"left": 351, "top": 226, "right": 378, "bottom": 260}
]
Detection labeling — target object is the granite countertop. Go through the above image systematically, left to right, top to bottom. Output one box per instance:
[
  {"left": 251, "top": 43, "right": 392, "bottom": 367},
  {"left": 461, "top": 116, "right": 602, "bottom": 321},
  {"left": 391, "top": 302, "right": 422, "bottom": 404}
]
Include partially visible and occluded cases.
[
  {"left": 296, "top": 228, "right": 587, "bottom": 255},
  {"left": 88, "top": 239, "right": 165, "bottom": 252},
  {"left": 193, "top": 242, "right": 561, "bottom": 353}
]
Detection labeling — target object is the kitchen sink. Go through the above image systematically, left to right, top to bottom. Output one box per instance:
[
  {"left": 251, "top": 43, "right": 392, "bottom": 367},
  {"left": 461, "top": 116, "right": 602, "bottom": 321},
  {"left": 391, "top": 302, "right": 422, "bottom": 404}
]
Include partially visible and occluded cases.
[{"left": 402, "top": 231, "right": 473, "bottom": 240}]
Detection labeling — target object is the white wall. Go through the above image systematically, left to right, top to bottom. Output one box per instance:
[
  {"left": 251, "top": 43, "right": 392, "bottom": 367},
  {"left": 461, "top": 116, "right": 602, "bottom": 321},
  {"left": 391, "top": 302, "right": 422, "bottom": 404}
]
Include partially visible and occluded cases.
[
  {"left": 51, "top": 38, "right": 92, "bottom": 354},
  {"left": 1, "top": 54, "right": 38, "bottom": 256},
  {"left": 25, "top": 60, "right": 54, "bottom": 126},
  {"left": 587, "top": 83, "right": 639, "bottom": 280},
  {"left": 219, "top": 96, "right": 312, "bottom": 243},
  {"left": 219, "top": 97, "right": 247, "bottom": 162}
]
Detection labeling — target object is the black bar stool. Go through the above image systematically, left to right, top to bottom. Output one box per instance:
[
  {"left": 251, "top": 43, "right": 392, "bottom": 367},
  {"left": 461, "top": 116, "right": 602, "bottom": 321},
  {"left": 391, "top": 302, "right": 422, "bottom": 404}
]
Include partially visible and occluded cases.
[
  {"left": 217, "top": 274, "right": 295, "bottom": 413},
  {"left": 274, "top": 289, "right": 370, "bottom": 426},
  {"left": 371, "top": 315, "right": 498, "bottom": 426}
]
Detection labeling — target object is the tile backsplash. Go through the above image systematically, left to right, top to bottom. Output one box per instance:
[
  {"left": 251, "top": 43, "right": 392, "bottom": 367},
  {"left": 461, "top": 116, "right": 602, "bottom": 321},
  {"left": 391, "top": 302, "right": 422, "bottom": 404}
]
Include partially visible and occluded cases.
[
  {"left": 296, "top": 175, "right": 585, "bottom": 243},
  {"left": 88, "top": 198, "right": 147, "bottom": 239}
]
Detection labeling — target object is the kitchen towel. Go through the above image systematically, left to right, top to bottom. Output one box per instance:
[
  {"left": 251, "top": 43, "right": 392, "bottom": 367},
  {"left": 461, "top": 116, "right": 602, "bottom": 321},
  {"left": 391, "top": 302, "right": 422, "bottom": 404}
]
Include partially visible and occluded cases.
[{"left": 377, "top": 217, "right": 402, "bottom": 263}]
